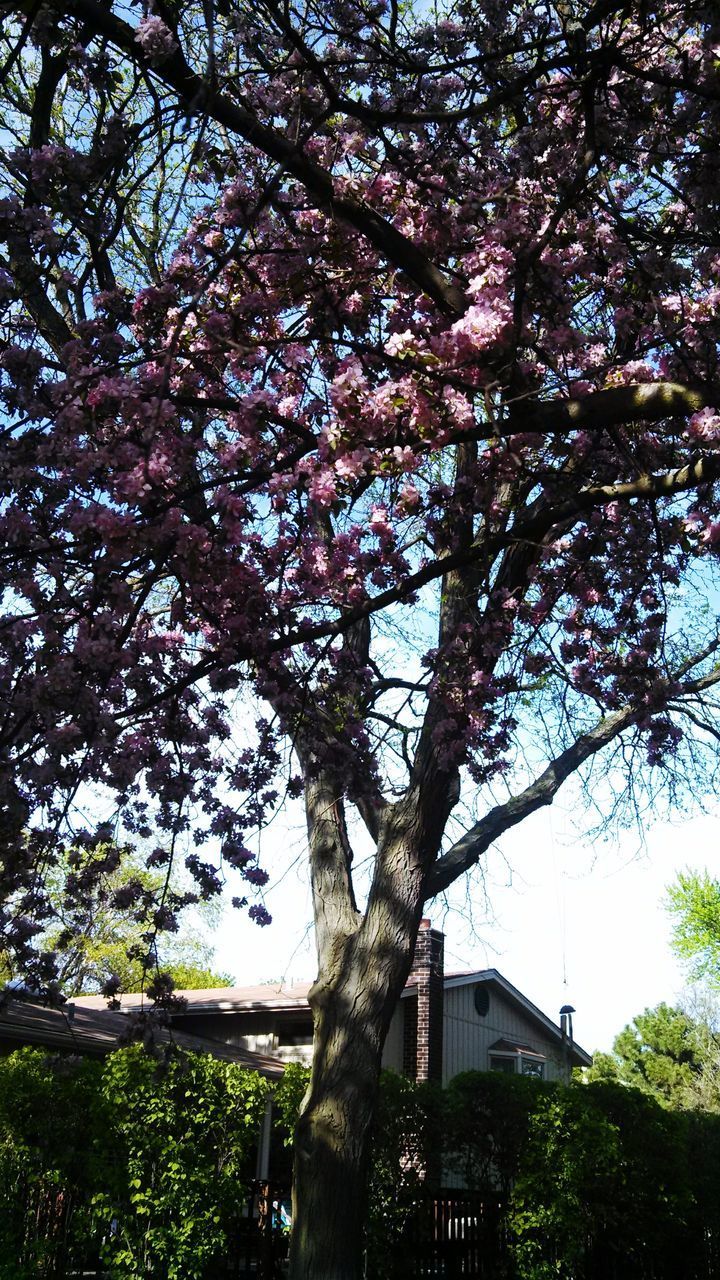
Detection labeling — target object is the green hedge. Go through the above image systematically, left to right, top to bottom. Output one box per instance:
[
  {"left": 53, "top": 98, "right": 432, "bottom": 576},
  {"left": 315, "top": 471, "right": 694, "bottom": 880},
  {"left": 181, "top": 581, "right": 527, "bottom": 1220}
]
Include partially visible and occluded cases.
[
  {"left": 0, "top": 1045, "right": 269, "bottom": 1279},
  {"left": 0, "top": 1048, "right": 109, "bottom": 1279},
  {"left": 3, "top": 1051, "right": 720, "bottom": 1279},
  {"left": 278, "top": 1066, "right": 720, "bottom": 1278},
  {"left": 379, "top": 1070, "right": 720, "bottom": 1279}
]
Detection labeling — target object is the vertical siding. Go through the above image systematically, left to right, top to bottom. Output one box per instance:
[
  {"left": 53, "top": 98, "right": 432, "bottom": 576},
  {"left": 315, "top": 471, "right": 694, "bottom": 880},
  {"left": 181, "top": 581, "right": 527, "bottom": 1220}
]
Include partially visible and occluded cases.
[{"left": 443, "top": 985, "right": 566, "bottom": 1084}]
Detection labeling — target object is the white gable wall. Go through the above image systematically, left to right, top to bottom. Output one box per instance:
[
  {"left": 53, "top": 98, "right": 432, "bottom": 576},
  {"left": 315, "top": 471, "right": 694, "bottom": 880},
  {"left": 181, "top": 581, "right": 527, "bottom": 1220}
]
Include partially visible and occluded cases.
[
  {"left": 444, "top": 982, "right": 567, "bottom": 1083},
  {"left": 380, "top": 983, "right": 569, "bottom": 1082}
]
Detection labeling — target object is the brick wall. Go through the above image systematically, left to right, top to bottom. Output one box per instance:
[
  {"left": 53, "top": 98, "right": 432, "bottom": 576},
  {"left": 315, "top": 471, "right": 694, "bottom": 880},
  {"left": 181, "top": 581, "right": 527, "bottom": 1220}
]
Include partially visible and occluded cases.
[{"left": 405, "top": 918, "right": 444, "bottom": 1083}]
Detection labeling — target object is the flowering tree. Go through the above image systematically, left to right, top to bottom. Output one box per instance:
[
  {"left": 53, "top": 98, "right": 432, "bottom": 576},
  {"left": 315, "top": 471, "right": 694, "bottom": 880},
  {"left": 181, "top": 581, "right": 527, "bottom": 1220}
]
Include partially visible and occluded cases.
[{"left": 2, "top": 0, "right": 720, "bottom": 1274}]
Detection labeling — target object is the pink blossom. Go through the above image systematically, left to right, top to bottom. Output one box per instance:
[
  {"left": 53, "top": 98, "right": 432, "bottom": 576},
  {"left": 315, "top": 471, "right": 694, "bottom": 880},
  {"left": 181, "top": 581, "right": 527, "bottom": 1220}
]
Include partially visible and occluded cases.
[
  {"left": 6, "top": 0, "right": 720, "bottom": 978},
  {"left": 134, "top": 15, "right": 178, "bottom": 63},
  {"left": 450, "top": 298, "right": 512, "bottom": 351},
  {"left": 385, "top": 330, "right": 416, "bottom": 357},
  {"left": 330, "top": 358, "right": 366, "bottom": 409},
  {"left": 441, "top": 387, "right": 474, "bottom": 430},
  {"left": 687, "top": 406, "right": 720, "bottom": 443},
  {"left": 334, "top": 449, "right": 368, "bottom": 480},
  {"left": 308, "top": 468, "right": 338, "bottom": 506},
  {"left": 397, "top": 484, "right": 420, "bottom": 511},
  {"left": 368, "top": 506, "right": 392, "bottom": 537},
  {"left": 700, "top": 521, "right": 720, "bottom": 546}
]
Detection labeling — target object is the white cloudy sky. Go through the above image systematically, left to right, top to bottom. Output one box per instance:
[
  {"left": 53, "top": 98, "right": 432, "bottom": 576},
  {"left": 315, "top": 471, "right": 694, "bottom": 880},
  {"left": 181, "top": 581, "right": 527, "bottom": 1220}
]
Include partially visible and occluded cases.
[{"left": 213, "top": 791, "right": 720, "bottom": 1055}]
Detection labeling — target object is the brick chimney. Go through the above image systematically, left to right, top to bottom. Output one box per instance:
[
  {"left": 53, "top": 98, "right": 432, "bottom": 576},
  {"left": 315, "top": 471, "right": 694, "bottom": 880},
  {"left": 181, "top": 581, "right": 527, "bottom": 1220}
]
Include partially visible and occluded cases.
[{"left": 403, "top": 919, "right": 444, "bottom": 1083}]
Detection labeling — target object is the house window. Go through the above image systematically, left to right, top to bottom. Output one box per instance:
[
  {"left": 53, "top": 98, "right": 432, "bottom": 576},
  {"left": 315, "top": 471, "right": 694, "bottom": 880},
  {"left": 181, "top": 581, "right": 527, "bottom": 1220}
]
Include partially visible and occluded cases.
[
  {"left": 276, "top": 1027, "right": 314, "bottom": 1046},
  {"left": 488, "top": 1040, "right": 547, "bottom": 1078},
  {"left": 489, "top": 1056, "right": 516, "bottom": 1074},
  {"left": 520, "top": 1057, "right": 545, "bottom": 1079}
]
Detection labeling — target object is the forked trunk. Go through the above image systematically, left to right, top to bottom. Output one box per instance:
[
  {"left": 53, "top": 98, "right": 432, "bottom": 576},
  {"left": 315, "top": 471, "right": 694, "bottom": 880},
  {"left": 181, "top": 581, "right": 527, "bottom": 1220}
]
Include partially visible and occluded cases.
[
  {"left": 286, "top": 754, "right": 450, "bottom": 1279},
  {"left": 287, "top": 937, "right": 413, "bottom": 1280}
]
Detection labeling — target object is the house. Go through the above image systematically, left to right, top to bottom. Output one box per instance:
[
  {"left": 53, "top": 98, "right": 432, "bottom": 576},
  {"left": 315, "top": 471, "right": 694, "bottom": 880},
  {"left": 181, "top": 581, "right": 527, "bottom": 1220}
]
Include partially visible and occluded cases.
[
  {"left": 73, "top": 920, "right": 591, "bottom": 1085},
  {"left": 0, "top": 992, "right": 285, "bottom": 1191},
  {"left": 0, "top": 993, "right": 284, "bottom": 1077}
]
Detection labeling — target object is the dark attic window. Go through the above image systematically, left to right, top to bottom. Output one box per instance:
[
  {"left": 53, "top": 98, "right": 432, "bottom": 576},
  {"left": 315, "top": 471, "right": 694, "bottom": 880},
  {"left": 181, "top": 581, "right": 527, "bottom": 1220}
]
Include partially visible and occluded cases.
[
  {"left": 474, "top": 986, "right": 490, "bottom": 1017},
  {"left": 277, "top": 1027, "right": 314, "bottom": 1047}
]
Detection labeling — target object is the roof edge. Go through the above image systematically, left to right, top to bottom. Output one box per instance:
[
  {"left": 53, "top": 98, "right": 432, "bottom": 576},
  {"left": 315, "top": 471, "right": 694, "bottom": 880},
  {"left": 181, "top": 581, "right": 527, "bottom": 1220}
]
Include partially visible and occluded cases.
[{"left": 442, "top": 970, "right": 593, "bottom": 1067}]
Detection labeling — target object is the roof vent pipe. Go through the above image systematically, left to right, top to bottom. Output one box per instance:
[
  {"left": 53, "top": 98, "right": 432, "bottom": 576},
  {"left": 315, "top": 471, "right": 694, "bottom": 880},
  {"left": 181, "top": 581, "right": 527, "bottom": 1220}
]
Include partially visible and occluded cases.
[{"left": 560, "top": 1004, "right": 575, "bottom": 1047}]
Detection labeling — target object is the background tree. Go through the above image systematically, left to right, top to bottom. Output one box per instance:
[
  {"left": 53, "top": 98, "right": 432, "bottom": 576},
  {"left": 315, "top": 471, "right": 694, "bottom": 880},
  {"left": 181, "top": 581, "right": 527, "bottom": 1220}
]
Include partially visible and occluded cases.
[
  {"left": 3, "top": 2, "right": 720, "bottom": 1277},
  {"left": 1, "top": 843, "right": 233, "bottom": 995},
  {"left": 667, "top": 869, "right": 720, "bottom": 986},
  {"left": 586, "top": 875, "right": 720, "bottom": 1110},
  {"left": 584, "top": 1002, "right": 714, "bottom": 1109}
]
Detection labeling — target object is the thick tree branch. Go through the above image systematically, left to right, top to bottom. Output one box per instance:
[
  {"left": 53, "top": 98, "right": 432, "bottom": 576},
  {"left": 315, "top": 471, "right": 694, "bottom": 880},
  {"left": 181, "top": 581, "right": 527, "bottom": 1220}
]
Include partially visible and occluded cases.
[
  {"left": 27, "top": 0, "right": 468, "bottom": 316},
  {"left": 5, "top": 242, "right": 75, "bottom": 356},
  {"left": 507, "top": 381, "right": 712, "bottom": 435},
  {"left": 166, "top": 382, "right": 716, "bottom": 518},
  {"left": 426, "top": 661, "right": 720, "bottom": 898},
  {"left": 425, "top": 706, "right": 635, "bottom": 897}
]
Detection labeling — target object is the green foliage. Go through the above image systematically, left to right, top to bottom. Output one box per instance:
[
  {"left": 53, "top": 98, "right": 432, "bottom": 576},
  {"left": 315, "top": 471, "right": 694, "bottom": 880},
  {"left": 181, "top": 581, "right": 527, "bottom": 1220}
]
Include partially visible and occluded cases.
[
  {"left": 3, "top": 842, "right": 233, "bottom": 997},
  {"left": 667, "top": 868, "right": 720, "bottom": 985},
  {"left": 156, "top": 960, "right": 234, "bottom": 991},
  {"left": 584, "top": 1002, "right": 709, "bottom": 1107},
  {"left": 0, "top": 1045, "right": 269, "bottom": 1279},
  {"left": 95, "top": 1046, "right": 269, "bottom": 1278},
  {"left": 0, "top": 1048, "right": 110, "bottom": 1279},
  {"left": 5, "top": 1052, "right": 720, "bottom": 1280},
  {"left": 271, "top": 1060, "right": 310, "bottom": 1144},
  {"left": 272, "top": 1064, "right": 720, "bottom": 1279},
  {"left": 444, "top": 1070, "right": 540, "bottom": 1196},
  {"left": 365, "top": 1071, "right": 443, "bottom": 1271},
  {"left": 509, "top": 1081, "right": 693, "bottom": 1280},
  {"left": 589, "top": 1083, "right": 698, "bottom": 1274},
  {"left": 509, "top": 1086, "right": 622, "bottom": 1279},
  {"left": 683, "top": 1106, "right": 720, "bottom": 1272}
]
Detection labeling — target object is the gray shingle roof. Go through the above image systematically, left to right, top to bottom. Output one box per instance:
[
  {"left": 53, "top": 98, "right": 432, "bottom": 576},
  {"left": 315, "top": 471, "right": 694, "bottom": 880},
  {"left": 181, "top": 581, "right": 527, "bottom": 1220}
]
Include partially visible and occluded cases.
[{"left": 75, "top": 980, "right": 313, "bottom": 1015}]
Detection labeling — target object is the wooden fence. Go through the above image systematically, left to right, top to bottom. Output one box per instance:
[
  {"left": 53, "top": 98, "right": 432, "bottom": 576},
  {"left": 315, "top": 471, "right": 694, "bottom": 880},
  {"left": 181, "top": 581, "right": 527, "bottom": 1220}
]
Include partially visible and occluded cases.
[
  {"left": 226, "top": 1181, "right": 291, "bottom": 1278},
  {"left": 385, "top": 1188, "right": 720, "bottom": 1280},
  {"left": 385, "top": 1191, "right": 506, "bottom": 1279}
]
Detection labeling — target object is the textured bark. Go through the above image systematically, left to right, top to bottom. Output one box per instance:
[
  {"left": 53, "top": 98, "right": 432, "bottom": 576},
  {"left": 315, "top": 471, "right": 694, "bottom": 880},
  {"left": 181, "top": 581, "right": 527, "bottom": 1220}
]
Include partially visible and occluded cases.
[
  {"left": 287, "top": 774, "right": 435, "bottom": 1280},
  {"left": 288, "top": 943, "right": 409, "bottom": 1280}
]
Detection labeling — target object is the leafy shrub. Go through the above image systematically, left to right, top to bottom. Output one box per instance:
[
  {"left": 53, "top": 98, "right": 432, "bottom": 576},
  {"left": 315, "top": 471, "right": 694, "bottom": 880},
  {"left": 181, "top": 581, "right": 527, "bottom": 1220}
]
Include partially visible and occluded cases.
[
  {"left": 0, "top": 1045, "right": 269, "bottom": 1280},
  {"left": 94, "top": 1045, "right": 270, "bottom": 1278},
  {"left": 0, "top": 1047, "right": 110, "bottom": 1279},
  {"left": 4, "top": 1050, "right": 720, "bottom": 1279},
  {"left": 444, "top": 1070, "right": 543, "bottom": 1196},
  {"left": 365, "top": 1072, "right": 443, "bottom": 1273}
]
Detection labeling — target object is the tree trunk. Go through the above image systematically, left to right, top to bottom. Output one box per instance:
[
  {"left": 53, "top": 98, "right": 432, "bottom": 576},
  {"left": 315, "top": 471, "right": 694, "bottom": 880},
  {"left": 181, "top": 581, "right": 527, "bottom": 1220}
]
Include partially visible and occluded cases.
[
  {"left": 285, "top": 749, "right": 452, "bottom": 1280},
  {"left": 287, "top": 928, "right": 415, "bottom": 1280}
]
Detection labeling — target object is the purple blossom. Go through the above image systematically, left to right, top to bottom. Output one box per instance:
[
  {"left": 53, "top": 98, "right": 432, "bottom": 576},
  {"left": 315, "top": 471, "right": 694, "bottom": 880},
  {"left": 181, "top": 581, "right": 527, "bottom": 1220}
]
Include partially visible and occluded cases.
[
  {"left": 134, "top": 15, "right": 178, "bottom": 64},
  {"left": 249, "top": 904, "right": 272, "bottom": 926}
]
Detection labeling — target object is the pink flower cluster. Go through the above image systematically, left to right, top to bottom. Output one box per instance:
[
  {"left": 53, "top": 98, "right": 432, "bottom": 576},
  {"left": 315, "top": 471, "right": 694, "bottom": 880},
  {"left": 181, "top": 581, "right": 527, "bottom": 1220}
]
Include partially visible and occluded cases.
[
  {"left": 4, "top": 0, "right": 720, "bottom": 980},
  {"left": 134, "top": 15, "right": 178, "bottom": 63}
]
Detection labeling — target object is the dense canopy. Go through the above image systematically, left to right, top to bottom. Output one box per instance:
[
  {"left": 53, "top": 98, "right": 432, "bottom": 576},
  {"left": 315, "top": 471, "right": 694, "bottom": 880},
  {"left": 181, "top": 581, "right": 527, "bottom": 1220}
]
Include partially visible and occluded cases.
[
  {"left": 2, "top": 2, "right": 720, "bottom": 979},
  {"left": 3, "top": 3, "right": 720, "bottom": 1275}
]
